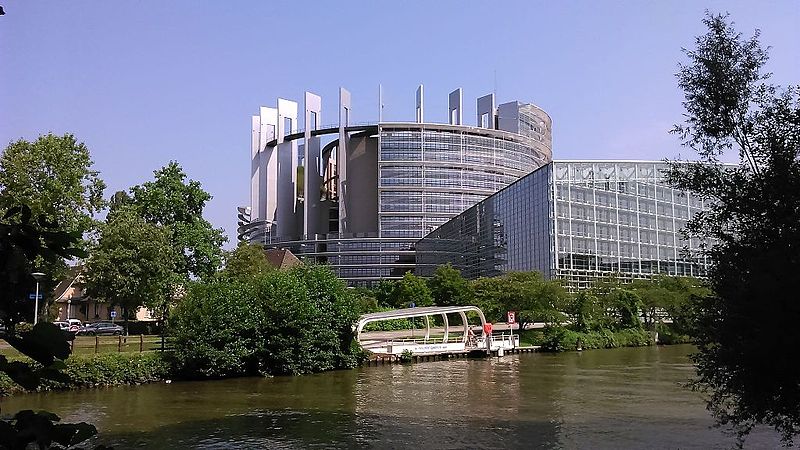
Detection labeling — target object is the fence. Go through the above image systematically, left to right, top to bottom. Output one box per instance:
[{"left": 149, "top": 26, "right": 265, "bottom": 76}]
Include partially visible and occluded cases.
[{"left": 68, "top": 335, "right": 173, "bottom": 355}]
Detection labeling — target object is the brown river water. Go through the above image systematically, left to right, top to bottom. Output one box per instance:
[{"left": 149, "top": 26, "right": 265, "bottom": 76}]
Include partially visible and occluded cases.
[{"left": 0, "top": 345, "right": 785, "bottom": 449}]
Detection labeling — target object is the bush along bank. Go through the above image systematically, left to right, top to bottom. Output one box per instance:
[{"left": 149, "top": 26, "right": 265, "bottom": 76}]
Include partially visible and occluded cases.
[
  {"left": 2, "top": 265, "right": 370, "bottom": 395},
  {"left": 170, "top": 265, "right": 367, "bottom": 379},
  {"left": 519, "top": 322, "right": 692, "bottom": 353},
  {"left": 537, "top": 326, "right": 652, "bottom": 352},
  {"left": 0, "top": 352, "right": 171, "bottom": 396}
]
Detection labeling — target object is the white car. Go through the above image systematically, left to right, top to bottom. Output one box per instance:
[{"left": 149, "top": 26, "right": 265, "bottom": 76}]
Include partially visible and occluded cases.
[{"left": 66, "top": 319, "right": 82, "bottom": 331}]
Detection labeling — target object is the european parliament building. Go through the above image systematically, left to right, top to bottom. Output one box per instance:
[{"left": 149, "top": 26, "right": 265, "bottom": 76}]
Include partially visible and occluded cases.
[
  {"left": 239, "top": 85, "right": 709, "bottom": 289},
  {"left": 238, "top": 86, "right": 552, "bottom": 286}
]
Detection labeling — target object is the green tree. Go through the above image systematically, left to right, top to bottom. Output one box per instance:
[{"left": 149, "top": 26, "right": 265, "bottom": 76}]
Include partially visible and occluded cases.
[
  {"left": 667, "top": 13, "right": 800, "bottom": 445},
  {"left": 0, "top": 133, "right": 106, "bottom": 301},
  {"left": 0, "top": 134, "right": 105, "bottom": 239},
  {"left": 130, "top": 161, "right": 226, "bottom": 281},
  {"left": 1, "top": 205, "right": 98, "bottom": 448},
  {"left": 84, "top": 207, "right": 177, "bottom": 328},
  {"left": 220, "top": 242, "right": 274, "bottom": 280},
  {"left": 427, "top": 264, "right": 473, "bottom": 307},
  {"left": 389, "top": 272, "right": 434, "bottom": 308},
  {"left": 472, "top": 272, "right": 568, "bottom": 329},
  {"left": 500, "top": 272, "right": 568, "bottom": 329},
  {"left": 471, "top": 276, "right": 506, "bottom": 322},
  {"left": 630, "top": 276, "right": 711, "bottom": 332},
  {"left": 373, "top": 280, "right": 396, "bottom": 308},
  {"left": 606, "top": 288, "right": 643, "bottom": 330},
  {"left": 564, "top": 290, "right": 603, "bottom": 332}
]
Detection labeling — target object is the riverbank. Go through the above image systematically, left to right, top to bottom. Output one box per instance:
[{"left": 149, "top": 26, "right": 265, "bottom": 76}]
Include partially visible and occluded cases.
[
  {"left": 1, "top": 328, "right": 691, "bottom": 398},
  {"left": 1, "top": 345, "right": 782, "bottom": 448}
]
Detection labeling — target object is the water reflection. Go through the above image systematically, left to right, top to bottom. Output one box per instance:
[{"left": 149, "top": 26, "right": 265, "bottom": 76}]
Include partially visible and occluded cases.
[{"left": 0, "top": 345, "right": 784, "bottom": 448}]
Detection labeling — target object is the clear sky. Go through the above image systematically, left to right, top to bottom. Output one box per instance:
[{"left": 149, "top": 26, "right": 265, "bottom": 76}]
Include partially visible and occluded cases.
[{"left": 1, "top": 1, "right": 798, "bottom": 247}]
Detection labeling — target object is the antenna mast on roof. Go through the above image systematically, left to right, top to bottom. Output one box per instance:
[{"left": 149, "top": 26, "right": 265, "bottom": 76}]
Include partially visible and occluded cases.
[{"left": 379, "top": 84, "right": 384, "bottom": 122}]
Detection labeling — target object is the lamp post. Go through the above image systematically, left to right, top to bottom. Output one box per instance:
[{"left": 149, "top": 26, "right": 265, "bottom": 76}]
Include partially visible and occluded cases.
[{"left": 32, "top": 272, "right": 45, "bottom": 325}]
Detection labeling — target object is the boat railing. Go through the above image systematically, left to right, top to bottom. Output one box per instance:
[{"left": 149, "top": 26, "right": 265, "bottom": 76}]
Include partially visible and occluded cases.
[{"left": 385, "top": 335, "right": 466, "bottom": 345}]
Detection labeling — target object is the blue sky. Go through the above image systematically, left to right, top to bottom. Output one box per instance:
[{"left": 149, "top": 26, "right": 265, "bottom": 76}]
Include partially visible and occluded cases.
[{"left": 1, "top": 1, "right": 798, "bottom": 247}]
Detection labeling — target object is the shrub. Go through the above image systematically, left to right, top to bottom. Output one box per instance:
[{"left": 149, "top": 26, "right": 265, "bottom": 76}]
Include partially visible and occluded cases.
[
  {"left": 170, "top": 265, "right": 363, "bottom": 378},
  {"left": 363, "top": 318, "right": 414, "bottom": 331},
  {"left": 656, "top": 323, "right": 693, "bottom": 345},
  {"left": 539, "top": 326, "right": 652, "bottom": 353},
  {"left": 399, "top": 349, "right": 413, "bottom": 363},
  {"left": 0, "top": 352, "right": 170, "bottom": 396},
  {"left": 55, "top": 352, "right": 170, "bottom": 388}
]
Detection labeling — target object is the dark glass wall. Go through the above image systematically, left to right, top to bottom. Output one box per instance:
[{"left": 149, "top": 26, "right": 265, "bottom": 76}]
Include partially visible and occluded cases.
[
  {"left": 418, "top": 161, "right": 711, "bottom": 290},
  {"left": 417, "top": 164, "right": 553, "bottom": 279}
]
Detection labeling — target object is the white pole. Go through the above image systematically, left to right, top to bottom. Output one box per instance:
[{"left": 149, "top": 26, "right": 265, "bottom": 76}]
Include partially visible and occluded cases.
[{"left": 34, "top": 280, "right": 40, "bottom": 325}]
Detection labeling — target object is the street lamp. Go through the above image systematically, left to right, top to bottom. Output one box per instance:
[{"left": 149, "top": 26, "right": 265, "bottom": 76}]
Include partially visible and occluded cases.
[{"left": 31, "top": 272, "right": 45, "bottom": 325}]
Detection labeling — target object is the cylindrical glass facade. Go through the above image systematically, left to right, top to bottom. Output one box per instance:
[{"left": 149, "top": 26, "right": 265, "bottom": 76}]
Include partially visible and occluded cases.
[{"left": 246, "top": 120, "right": 552, "bottom": 286}]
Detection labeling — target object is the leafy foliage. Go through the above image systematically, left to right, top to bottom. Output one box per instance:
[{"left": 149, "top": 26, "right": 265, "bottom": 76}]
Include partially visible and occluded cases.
[
  {"left": 667, "top": 13, "right": 800, "bottom": 445},
  {"left": 0, "top": 134, "right": 106, "bottom": 293},
  {"left": 0, "top": 134, "right": 105, "bottom": 240},
  {"left": 129, "top": 161, "right": 226, "bottom": 281},
  {"left": 0, "top": 205, "right": 97, "bottom": 448},
  {"left": 0, "top": 206, "right": 85, "bottom": 325},
  {"left": 84, "top": 206, "right": 177, "bottom": 326},
  {"left": 220, "top": 242, "right": 274, "bottom": 280},
  {"left": 427, "top": 264, "right": 473, "bottom": 307},
  {"left": 170, "top": 265, "right": 364, "bottom": 378},
  {"left": 380, "top": 272, "right": 434, "bottom": 309},
  {"left": 472, "top": 272, "right": 568, "bottom": 328},
  {"left": 539, "top": 327, "right": 651, "bottom": 353},
  {"left": 1, "top": 352, "right": 170, "bottom": 395},
  {"left": 0, "top": 410, "right": 98, "bottom": 450}
]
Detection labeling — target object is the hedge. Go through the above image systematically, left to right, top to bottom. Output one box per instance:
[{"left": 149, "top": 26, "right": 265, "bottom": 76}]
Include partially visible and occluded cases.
[
  {"left": 539, "top": 327, "right": 652, "bottom": 352},
  {"left": 0, "top": 352, "right": 171, "bottom": 396}
]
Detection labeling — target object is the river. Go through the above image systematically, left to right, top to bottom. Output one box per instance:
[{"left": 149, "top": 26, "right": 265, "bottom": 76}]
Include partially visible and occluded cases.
[{"left": 0, "top": 345, "right": 784, "bottom": 449}]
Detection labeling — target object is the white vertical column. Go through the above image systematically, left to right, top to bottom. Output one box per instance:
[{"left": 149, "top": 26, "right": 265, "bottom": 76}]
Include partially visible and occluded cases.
[
  {"left": 378, "top": 84, "right": 384, "bottom": 122},
  {"left": 415, "top": 85, "right": 424, "bottom": 123},
  {"left": 338, "top": 88, "right": 351, "bottom": 235},
  {"left": 304, "top": 92, "right": 322, "bottom": 238},
  {"left": 277, "top": 98, "right": 298, "bottom": 239},
  {"left": 259, "top": 107, "right": 278, "bottom": 223},
  {"left": 250, "top": 115, "right": 261, "bottom": 221}
]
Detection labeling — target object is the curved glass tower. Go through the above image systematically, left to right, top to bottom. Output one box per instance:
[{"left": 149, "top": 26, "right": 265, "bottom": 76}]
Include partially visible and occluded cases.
[{"left": 239, "top": 87, "right": 552, "bottom": 286}]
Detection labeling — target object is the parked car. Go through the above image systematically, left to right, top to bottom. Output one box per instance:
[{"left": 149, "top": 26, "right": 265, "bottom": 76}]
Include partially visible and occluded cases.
[
  {"left": 67, "top": 318, "right": 82, "bottom": 331},
  {"left": 53, "top": 321, "right": 70, "bottom": 331},
  {"left": 77, "top": 322, "right": 123, "bottom": 336}
]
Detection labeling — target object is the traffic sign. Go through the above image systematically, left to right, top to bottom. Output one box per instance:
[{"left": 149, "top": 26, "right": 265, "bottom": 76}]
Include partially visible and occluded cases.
[
  {"left": 28, "top": 293, "right": 42, "bottom": 300},
  {"left": 110, "top": 311, "right": 117, "bottom": 318},
  {"left": 507, "top": 311, "right": 516, "bottom": 324}
]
